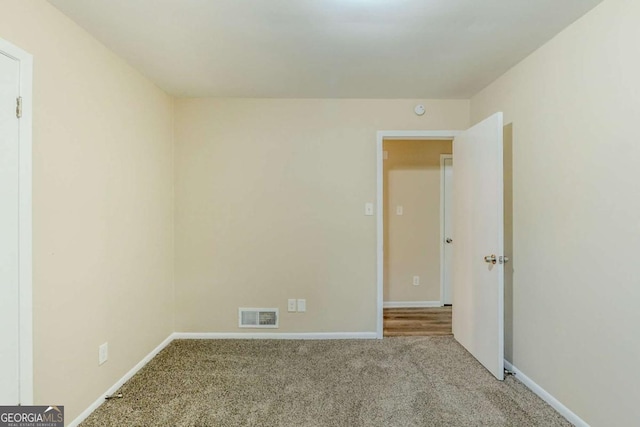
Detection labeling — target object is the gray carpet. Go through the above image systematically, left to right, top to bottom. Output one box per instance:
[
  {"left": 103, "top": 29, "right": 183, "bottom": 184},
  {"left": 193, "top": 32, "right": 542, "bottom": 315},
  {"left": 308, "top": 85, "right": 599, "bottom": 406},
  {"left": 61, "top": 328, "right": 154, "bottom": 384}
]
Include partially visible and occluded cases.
[{"left": 80, "top": 337, "right": 570, "bottom": 426}]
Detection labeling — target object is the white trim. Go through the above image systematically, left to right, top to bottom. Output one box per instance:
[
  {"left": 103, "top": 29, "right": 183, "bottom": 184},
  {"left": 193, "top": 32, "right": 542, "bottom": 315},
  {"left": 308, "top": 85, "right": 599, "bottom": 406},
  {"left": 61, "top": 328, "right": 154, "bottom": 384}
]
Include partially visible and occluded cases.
[
  {"left": 0, "top": 37, "right": 33, "bottom": 406},
  {"left": 376, "top": 130, "right": 461, "bottom": 339},
  {"left": 378, "top": 130, "right": 462, "bottom": 140},
  {"left": 376, "top": 132, "right": 384, "bottom": 339},
  {"left": 439, "top": 154, "right": 453, "bottom": 307},
  {"left": 383, "top": 301, "right": 442, "bottom": 308},
  {"left": 173, "top": 332, "right": 377, "bottom": 340},
  {"left": 68, "top": 335, "right": 174, "bottom": 427},
  {"left": 504, "top": 360, "right": 589, "bottom": 427}
]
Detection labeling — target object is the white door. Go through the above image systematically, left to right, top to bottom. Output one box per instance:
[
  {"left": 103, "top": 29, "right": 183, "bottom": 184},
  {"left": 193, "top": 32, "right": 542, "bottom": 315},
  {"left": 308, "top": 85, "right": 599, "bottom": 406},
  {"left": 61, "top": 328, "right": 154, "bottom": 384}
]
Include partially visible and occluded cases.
[
  {"left": 0, "top": 51, "right": 21, "bottom": 404},
  {"left": 452, "top": 112, "right": 504, "bottom": 380},
  {"left": 442, "top": 156, "right": 453, "bottom": 305}
]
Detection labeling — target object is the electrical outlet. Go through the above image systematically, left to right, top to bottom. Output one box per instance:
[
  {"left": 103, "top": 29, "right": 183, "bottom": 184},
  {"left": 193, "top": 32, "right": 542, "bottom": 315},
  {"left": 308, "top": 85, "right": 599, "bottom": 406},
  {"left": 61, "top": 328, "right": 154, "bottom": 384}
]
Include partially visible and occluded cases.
[
  {"left": 396, "top": 205, "right": 404, "bottom": 216},
  {"left": 413, "top": 276, "right": 420, "bottom": 286},
  {"left": 287, "top": 299, "right": 297, "bottom": 312},
  {"left": 297, "top": 299, "right": 306, "bottom": 312},
  {"left": 99, "top": 342, "right": 108, "bottom": 365}
]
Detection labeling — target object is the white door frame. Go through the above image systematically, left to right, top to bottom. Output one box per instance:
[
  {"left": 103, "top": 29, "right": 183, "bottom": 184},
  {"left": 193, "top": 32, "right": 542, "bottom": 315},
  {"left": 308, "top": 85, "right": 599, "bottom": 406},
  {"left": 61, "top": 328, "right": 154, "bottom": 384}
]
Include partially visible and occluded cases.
[
  {"left": 0, "top": 37, "right": 33, "bottom": 405},
  {"left": 376, "top": 130, "right": 460, "bottom": 339},
  {"left": 439, "top": 154, "right": 453, "bottom": 307}
]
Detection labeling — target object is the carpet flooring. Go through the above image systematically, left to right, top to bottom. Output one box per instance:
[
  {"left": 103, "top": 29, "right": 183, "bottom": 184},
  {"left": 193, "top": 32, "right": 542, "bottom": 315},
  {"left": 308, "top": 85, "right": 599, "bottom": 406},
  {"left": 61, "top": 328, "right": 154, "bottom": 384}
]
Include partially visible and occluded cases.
[{"left": 80, "top": 337, "right": 570, "bottom": 427}]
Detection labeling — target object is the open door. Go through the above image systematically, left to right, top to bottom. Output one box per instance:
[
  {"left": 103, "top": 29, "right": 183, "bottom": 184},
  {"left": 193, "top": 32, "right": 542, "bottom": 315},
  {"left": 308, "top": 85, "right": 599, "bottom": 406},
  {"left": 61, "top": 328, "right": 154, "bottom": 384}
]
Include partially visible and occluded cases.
[{"left": 452, "top": 112, "right": 505, "bottom": 380}]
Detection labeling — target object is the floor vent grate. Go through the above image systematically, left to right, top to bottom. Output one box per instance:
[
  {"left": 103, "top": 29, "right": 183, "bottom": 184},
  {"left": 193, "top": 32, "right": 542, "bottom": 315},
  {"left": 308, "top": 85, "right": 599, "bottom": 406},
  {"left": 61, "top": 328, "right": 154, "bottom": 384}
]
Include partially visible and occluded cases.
[{"left": 238, "top": 308, "right": 279, "bottom": 328}]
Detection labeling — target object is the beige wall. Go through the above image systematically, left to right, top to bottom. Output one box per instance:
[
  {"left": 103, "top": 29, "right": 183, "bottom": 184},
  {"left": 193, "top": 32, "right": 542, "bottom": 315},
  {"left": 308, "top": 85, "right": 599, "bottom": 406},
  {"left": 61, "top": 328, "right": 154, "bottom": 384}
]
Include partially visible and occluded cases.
[
  {"left": 7, "top": 0, "right": 631, "bottom": 424},
  {"left": 471, "top": 0, "right": 640, "bottom": 425},
  {"left": 0, "top": 2, "right": 174, "bottom": 423},
  {"left": 174, "top": 99, "right": 469, "bottom": 332},
  {"left": 383, "top": 140, "right": 452, "bottom": 303}
]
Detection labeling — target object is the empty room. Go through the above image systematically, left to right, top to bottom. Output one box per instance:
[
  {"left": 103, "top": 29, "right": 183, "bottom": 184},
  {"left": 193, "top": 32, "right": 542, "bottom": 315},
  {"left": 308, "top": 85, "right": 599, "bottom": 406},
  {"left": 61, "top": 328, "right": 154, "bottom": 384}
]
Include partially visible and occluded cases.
[{"left": 1, "top": 0, "right": 638, "bottom": 426}]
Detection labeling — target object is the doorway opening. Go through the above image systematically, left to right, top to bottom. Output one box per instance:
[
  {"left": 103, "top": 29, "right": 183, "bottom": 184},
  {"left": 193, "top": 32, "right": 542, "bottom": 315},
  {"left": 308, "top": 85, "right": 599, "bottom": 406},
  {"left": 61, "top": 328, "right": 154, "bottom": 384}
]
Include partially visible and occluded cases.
[
  {"left": 377, "top": 114, "right": 507, "bottom": 380},
  {"left": 375, "top": 131, "right": 460, "bottom": 339},
  {"left": 381, "top": 138, "right": 453, "bottom": 337}
]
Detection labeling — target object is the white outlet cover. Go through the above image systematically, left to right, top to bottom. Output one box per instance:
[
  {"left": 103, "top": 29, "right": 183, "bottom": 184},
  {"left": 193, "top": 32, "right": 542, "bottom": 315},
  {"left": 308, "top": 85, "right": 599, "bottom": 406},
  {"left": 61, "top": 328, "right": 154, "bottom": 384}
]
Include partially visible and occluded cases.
[
  {"left": 396, "top": 205, "right": 404, "bottom": 215},
  {"left": 413, "top": 276, "right": 420, "bottom": 286},
  {"left": 287, "top": 299, "right": 297, "bottom": 312},
  {"left": 297, "top": 299, "right": 306, "bottom": 312}
]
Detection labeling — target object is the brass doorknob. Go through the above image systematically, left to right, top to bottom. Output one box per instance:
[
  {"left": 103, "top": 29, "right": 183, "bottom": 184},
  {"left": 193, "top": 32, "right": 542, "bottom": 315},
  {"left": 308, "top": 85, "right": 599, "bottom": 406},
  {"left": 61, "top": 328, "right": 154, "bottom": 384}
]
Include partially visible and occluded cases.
[{"left": 484, "top": 254, "right": 497, "bottom": 265}]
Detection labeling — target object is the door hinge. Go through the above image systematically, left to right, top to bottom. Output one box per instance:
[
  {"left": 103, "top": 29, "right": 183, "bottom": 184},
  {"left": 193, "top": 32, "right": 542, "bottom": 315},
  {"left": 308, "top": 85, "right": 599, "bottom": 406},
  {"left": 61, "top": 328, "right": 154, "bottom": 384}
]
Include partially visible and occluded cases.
[{"left": 16, "top": 96, "right": 22, "bottom": 119}]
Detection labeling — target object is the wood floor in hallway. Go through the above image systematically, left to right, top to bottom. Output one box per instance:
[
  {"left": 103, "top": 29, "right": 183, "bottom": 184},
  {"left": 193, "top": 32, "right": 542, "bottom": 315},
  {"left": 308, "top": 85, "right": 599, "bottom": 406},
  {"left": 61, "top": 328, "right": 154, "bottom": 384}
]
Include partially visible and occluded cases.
[{"left": 383, "top": 306, "right": 452, "bottom": 337}]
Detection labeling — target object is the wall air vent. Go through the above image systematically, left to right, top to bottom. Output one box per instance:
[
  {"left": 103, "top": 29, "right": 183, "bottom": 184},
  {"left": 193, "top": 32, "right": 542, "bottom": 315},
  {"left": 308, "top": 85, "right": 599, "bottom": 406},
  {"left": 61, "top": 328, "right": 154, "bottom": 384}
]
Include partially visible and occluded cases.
[{"left": 238, "top": 308, "right": 279, "bottom": 328}]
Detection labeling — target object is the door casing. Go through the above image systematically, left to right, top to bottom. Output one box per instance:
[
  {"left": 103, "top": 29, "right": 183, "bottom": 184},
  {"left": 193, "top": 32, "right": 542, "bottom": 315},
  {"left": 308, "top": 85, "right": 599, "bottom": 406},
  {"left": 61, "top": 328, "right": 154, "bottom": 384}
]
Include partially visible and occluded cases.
[
  {"left": 0, "top": 37, "right": 33, "bottom": 405},
  {"left": 376, "top": 130, "right": 460, "bottom": 339}
]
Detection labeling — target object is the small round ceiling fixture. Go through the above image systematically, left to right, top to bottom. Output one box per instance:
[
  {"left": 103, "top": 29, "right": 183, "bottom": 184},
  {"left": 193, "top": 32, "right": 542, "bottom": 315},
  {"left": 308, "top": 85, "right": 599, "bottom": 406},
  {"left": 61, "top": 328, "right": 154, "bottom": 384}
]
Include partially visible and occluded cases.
[{"left": 414, "top": 104, "right": 426, "bottom": 116}]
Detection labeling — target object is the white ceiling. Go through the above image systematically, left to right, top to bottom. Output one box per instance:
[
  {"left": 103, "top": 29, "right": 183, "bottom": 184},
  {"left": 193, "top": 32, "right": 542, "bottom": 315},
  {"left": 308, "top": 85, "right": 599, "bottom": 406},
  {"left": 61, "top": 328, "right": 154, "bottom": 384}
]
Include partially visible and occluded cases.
[{"left": 49, "top": 0, "right": 603, "bottom": 98}]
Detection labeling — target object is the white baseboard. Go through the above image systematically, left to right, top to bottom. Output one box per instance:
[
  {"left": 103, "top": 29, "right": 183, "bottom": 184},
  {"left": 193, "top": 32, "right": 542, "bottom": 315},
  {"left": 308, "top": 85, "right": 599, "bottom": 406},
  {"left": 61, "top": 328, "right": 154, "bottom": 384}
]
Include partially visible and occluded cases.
[
  {"left": 383, "top": 301, "right": 442, "bottom": 308},
  {"left": 173, "top": 332, "right": 378, "bottom": 340},
  {"left": 68, "top": 334, "right": 174, "bottom": 427},
  {"left": 504, "top": 360, "right": 589, "bottom": 427}
]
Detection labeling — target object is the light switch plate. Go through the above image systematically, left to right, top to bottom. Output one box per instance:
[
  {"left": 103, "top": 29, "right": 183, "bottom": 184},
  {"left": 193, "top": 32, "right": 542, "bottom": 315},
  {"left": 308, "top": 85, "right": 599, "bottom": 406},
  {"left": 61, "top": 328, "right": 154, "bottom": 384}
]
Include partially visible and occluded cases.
[
  {"left": 365, "top": 203, "right": 374, "bottom": 216},
  {"left": 396, "top": 205, "right": 404, "bottom": 216},
  {"left": 297, "top": 299, "right": 306, "bottom": 312},
  {"left": 99, "top": 342, "right": 108, "bottom": 365}
]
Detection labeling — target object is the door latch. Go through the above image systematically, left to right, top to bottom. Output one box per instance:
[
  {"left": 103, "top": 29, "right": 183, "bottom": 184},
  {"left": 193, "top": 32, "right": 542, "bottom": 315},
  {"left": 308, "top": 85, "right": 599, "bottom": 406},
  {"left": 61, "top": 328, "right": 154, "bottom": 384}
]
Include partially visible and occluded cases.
[
  {"left": 484, "top": 254, "right": 497, "bottom": 264},
  {"left": 485, "top": 254, "right": 509, "bottom": 265}
]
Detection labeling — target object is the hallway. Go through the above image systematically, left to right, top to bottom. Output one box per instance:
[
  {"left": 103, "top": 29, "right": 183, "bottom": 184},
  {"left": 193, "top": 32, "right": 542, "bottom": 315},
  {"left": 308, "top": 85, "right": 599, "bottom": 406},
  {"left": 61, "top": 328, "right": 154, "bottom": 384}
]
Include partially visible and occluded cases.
[{"left": 383, "top": 306, "right": 452, "bottom": 337}]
